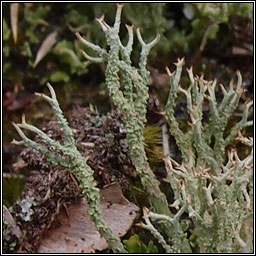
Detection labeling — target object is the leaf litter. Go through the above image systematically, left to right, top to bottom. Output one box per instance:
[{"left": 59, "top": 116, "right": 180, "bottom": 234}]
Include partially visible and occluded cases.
[{"left": 37, "top": 183, "right": 139, "bottom": 253}]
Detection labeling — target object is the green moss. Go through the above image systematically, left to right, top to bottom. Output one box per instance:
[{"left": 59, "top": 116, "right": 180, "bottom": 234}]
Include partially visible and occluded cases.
[
  {"left": 143, "top": 125, "right": 163, "bottom": 164},
  {"left": 3, "top": 177, "right": 26, "bottom": 208},
  {"left": 123, "top": 234, "right": 158, "bottom": 253}
]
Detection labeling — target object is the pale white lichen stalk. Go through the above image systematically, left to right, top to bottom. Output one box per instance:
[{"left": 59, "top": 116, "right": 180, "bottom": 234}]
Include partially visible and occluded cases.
[
  {"left": 165, "top": 59, "right": 252, "bottom": 167},
  {"left": 163, "top": 60, "right": 253, "bottom": 253},
  {"left": 12, "top": 83, "right": 126, "bottom": 253},
  {"left": 138, "top": 183, "right": 189, "bottom": 253},
  {"left": 137, "top": 208, "right": 172, "bottom": 253}
]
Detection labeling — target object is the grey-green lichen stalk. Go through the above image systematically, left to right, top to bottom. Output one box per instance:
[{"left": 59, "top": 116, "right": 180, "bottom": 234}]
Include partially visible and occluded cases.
[
  {"left": 76, "top": 4, "right": 193, "bottom": 252},
  {"left": 165, "top": 58, "right": 252, "bottom": 167},
  {"left": 162, "top": 59, "right": 253, "bottom": 253},
  {"left": 12, "top": 83, "right": 127, "bottom": 253},
  {"left": 136, "top": 208, "right": 172, "bottom": 253}
]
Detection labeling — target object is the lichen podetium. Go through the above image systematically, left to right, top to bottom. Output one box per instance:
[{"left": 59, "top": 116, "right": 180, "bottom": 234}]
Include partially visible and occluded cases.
[
  {"left": 76, "top": 5, "right": 192, "bottom": 252},
  {"left": 12, "top": 83, "right": 127, "bottom": 253}
]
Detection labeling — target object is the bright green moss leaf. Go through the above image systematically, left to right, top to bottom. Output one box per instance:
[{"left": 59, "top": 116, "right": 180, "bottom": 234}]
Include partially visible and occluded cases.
[{"left": 50, "top": 71, "right": 70, "bottom": 83}]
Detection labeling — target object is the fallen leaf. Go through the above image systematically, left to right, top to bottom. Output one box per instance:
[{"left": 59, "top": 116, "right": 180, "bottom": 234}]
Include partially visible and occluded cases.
[
  {"left": 10, "top": 3, "right": 19, "bottom": 44},
  {"left": 33, "top": 31, "right": 58, "bottom": 68},
  {"left": 232, "top": 46, "right": 252, "bottom": 56},
  {"left": 37, "top": 183, "right": 139, "bottom": 253},
  {"left": 3, "top": 205, "right": 22, "bottom": 238}
]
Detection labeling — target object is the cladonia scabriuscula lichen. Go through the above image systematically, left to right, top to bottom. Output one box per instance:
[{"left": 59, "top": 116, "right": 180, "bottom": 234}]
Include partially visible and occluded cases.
[
  {"left": 12, "top": 3, "right": 253, "bottom": 254},
  {"left": 12, "top": 82, "right": 126, "bottom": 253}
]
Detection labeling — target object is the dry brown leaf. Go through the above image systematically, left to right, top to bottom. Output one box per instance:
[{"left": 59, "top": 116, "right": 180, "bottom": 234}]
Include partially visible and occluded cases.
[
  {"left": 10, "top": 3, "right": 19, "bottom": 44},
  {"left": 33, "top": 31, "right": 58, "bottom": 68},
  {"left": 232, "top": 46, "right": 251, "bottom": 56},
  {"left": 37, "top": 183, "right": 139, "bottom": 253},
  {"left": 3, "top": 205, "right": 22, "bottom": 238}
]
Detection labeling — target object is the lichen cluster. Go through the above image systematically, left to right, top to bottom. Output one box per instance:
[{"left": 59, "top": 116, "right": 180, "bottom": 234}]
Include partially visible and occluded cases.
[
  {"left": 9, "top": 4, "right": 253, "bottom": 254},
  {"left": 137, "top": 59, "right": 253, "bottom": 253},
  {"left": 161, "top": 60, "right": 252, "bottom": 252},
  {"left": 12, "top": 83, "right": 126, "bottom": 253}
]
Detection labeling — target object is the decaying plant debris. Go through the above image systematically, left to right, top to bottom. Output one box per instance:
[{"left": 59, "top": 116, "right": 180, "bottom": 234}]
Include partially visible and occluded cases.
[{"left": 21, "top": 106, "right": 137, "bottom": 188}]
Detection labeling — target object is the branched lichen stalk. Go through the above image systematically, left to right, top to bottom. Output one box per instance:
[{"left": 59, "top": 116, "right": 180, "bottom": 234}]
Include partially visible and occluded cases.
[
  {"left": 76, "top": 5, "right": 193, "bottom": 252},
  {"left": 165, "top": 59, "right": 195, "bottom": 163},
  {"left": 165, "top": 60, "right": 253, "bottom": 169},
  {"left": 164, "top": 63, "right": 253, "bottom": 252},
  {"left": 12, "top": 83, "right": 126, "bottom": 253},
  {"left": 137, "top": 208, "right": 173, "bottom": 253}
]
